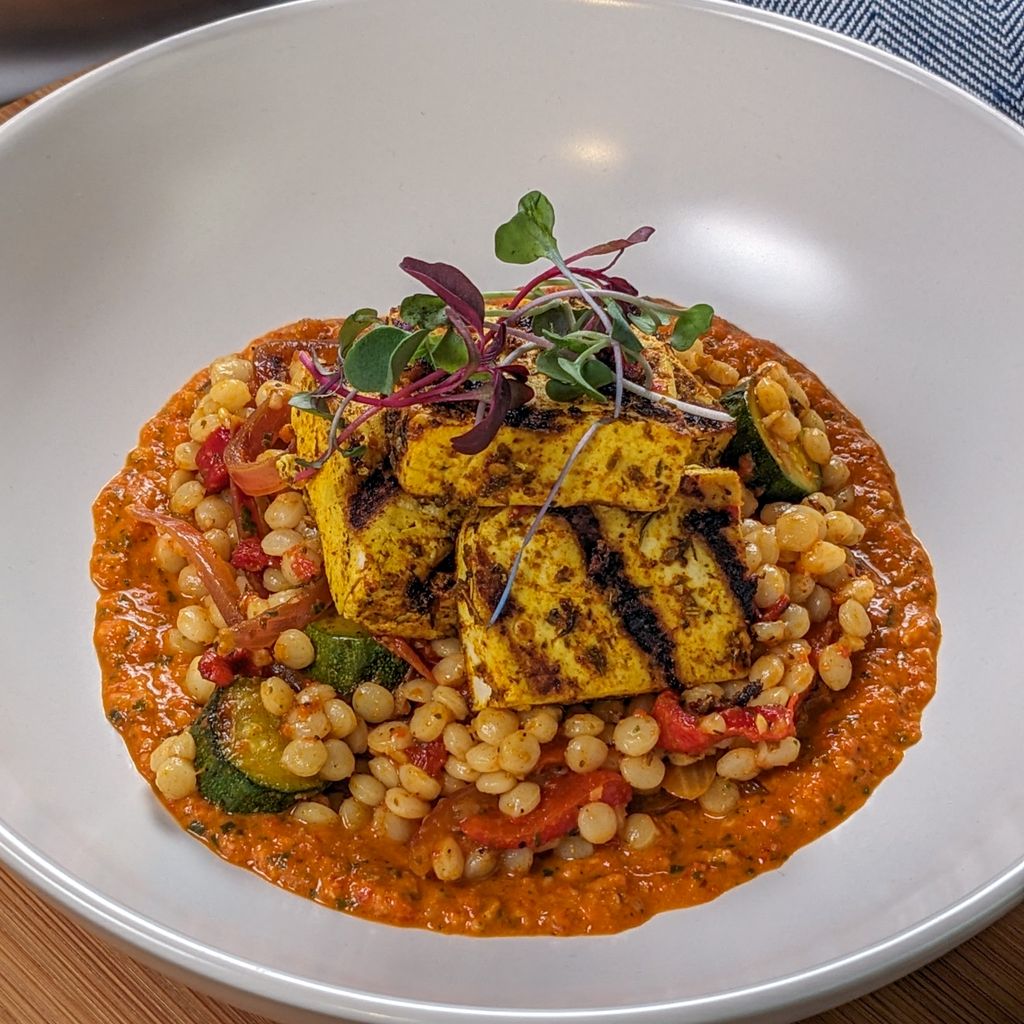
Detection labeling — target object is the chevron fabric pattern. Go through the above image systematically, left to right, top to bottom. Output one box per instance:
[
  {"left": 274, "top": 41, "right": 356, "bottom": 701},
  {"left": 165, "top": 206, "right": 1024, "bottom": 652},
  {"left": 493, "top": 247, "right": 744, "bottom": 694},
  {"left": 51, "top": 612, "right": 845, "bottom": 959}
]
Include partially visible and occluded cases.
[{"left": 728, "top": 0, "right": 1024, "bottom": 124}]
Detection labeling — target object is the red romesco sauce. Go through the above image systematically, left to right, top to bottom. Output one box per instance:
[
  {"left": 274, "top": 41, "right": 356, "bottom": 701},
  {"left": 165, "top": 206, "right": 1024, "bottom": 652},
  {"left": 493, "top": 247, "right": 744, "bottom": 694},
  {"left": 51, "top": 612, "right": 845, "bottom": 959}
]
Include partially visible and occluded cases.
[{"left": 92, "top": 317, "right": 940, "bottom": 936}]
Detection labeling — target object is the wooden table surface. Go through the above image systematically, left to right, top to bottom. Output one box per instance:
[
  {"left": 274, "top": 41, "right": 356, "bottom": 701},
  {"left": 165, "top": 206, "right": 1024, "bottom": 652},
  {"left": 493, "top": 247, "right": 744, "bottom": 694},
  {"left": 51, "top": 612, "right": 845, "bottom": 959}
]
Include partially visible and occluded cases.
[{"left": 2, "top": 80, "right": 1023, "bottom": 1024}]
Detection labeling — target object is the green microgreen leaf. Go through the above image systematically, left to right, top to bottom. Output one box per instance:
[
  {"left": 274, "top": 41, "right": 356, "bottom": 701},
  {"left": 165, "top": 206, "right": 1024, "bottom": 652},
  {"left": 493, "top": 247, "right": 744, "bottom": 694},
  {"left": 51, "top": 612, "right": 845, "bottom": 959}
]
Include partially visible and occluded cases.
[
  {"left": 494, "top": 190, "right": 558, "bottom": 264},
  {"left": 399, "top": 294, "right": 448, "bottom": 330},
  {"left": 604, "top": 299, "right": 645, "bottom": 356},
  {"left": 529, "top": 300, "right": 575, "bottom": 338},
  {"left": 670, "top": 303, "right": 714, "bottom": 351},
  {"left": 337, "top": 308, "right": 379, "bottom": 355},
  {"left": 628, "top": 308, "right": 670, "bottom": 334},
  {"left": 344, "top": 326, "right": 429, "bottom": 394},
  {"left": 421, "top": 327, "right": 468, "bottom": 373},
  {"left": 539, "top": 329, "right": 606, "bottom": 356},
  {"left": 535, "top": 347, "right": 576, "bottom": 384},
  {"left": 556, "top": 355, "right": 614, "bottom": 402},
  {"left": 545, "top": 379, "right": 587, "bottom": 402},
  {"left": 288, "top": 392, "right": 334, "bottom": 420},
  {"left": 341, "top": 444, "right": 367, "bottom": 459}
]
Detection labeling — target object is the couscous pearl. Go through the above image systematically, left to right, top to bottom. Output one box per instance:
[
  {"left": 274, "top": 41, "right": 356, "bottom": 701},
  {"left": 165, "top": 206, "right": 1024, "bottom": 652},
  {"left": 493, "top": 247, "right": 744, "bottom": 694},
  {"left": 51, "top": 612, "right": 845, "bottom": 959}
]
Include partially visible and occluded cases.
[
  {"left": 261, "top": 528, "right": 303, "bottom": 557},
  {"left": 176, "top": 604, "right": 217, "bottom": 645},
  {"left": 273, "top": 628, "right": 316, "bottom": 670},
  {"left": 182, "top": 655, "right": 215, "bottom": 703},
  {"left": 260, "top": 677, "right": 294, "bottom": 717},
  {"left": 352, "top": 682, "right": 395, "bottom": 724},
  {"left": 324, "top": 698, "right": 357, "bottom": 738},
  {"left": 612, "top": 714, "right": 659, "bottom": 757},
  {"left": 565, "top": 735, "right": 608, "bottom": 773},
  {"left": 280, "top": 738, "right": 327, "bottom": 777},
  {"left": 314, "top": 739, "right": 353, "bottom": 782},
  {"left": 368, "top": 756, "right": 401, "bottom": 789},
  {"left": 154, "top": 757, "right": 197, "bottom": 800},
  {"left": 398, "top": 762, "right": 442, "bottom": 801},
  {"left": 349, "top": 773, "right": 386, "bottom": 807},
  {"left": 498, "top": 781, "right": 541, "bottom": 818},
  {"left": 384, "top": 787, "right": 432, "bottom": 819},
  {"left": 292, "top": 801, "right": 338, "bottom": 826},
  {"left": 577, "top": 802, "right": 618, "bottom": 845},
  {"left": 622, "top": 813, "right": 658, "bottom": 850},
  {"left": 432, "top": 837, "right": 465, "bottom": 881}
]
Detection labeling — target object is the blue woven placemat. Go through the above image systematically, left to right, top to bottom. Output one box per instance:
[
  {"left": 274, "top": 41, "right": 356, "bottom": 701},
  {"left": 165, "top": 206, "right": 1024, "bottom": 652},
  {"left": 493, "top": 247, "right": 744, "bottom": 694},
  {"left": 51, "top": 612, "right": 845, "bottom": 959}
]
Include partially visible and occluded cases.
[{"left": 729, "top": 0, "right": 1024, "bottom": 124}]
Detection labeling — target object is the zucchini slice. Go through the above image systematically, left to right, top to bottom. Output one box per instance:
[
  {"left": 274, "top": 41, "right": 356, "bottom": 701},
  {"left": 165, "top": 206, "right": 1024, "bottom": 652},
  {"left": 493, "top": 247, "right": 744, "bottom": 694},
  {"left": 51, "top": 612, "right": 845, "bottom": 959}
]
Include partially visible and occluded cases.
[
  {"left": 720, "top": 367, "right": 822, "bottom": 502},
  {"left": 304, "top": 616, "right": 407, "bottom": 694},
  {"left": 191, "top": 678, "right": 321, "bottom": 814}
]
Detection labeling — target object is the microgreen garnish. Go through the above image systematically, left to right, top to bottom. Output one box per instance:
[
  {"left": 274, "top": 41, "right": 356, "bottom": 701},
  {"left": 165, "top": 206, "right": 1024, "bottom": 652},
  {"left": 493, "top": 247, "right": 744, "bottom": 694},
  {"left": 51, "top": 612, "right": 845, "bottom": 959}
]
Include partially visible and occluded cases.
[{"left": 290, "top": 192, "right": 732, "bottom": 620}]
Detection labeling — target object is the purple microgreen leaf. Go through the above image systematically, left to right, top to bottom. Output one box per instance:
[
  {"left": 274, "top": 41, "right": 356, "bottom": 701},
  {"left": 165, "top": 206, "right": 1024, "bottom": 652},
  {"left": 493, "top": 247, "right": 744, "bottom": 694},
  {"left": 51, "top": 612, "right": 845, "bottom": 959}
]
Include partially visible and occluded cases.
[
  {"left": 494, "top": 190, "right": 558, "bottom": 265},
  {"left": 566, "top": 226, "right": 654, "bottom": 264},
  {"left": 399, "top": 258, "right": 485, "bottom": 332},
  {"left": 603, "top": 274, "right": 639, "bottom": 295},
  {"left": 343, "top": 326, "right": 430, "bottom": 394},
  {"left": 451, "top": 374, "right": 509, "bottom": 455},
  {"left": 506, "top": 377, "right": 535, "bottom": 410},
  {"left": 488, "top": 416, "right": 613, "bottom": 624}
]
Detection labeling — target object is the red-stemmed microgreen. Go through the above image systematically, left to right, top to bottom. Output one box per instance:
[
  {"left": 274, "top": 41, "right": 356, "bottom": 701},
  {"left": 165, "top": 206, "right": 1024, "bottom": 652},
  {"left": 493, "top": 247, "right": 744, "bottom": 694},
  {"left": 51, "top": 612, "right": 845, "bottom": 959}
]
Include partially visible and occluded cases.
[{"left": 289, "top": 191, "right": 732, "bottom": 620}]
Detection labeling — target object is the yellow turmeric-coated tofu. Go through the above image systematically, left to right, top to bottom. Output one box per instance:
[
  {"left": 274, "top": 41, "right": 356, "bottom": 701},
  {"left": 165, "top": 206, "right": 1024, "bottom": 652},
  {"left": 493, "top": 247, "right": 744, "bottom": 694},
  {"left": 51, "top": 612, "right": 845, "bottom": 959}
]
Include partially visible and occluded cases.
[
  {"left": 388, "top": 340, "right": 731, "bottom": 513},
  {"left": 292, "top": 400, "right": 461, "bottom": 639},
  {"left": 593, "top": 467, "right": 755, "bottom": 687},
  {"left": 457, "top": 508, "right": 668, "bottom": 709}
]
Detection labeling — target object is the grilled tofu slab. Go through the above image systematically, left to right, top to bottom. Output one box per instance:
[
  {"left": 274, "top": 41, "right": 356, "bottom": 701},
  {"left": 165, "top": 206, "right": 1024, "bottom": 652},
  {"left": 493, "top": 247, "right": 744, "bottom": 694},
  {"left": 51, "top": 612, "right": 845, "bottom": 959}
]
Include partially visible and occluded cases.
[
  {"left": 388, "top": 341, "right": 732, "bottom": 512},
  {"left": 293, "top": 400, "right": 461, "bottom": 639},
  {"left": 457, "top": 468, "right": 754, "bottom": 707},
  {"left": 593, "top": 468, "right": 755, "bottom": 687},
  {"left": 457, "top": 507, "right": 668, "bottom": 708}
]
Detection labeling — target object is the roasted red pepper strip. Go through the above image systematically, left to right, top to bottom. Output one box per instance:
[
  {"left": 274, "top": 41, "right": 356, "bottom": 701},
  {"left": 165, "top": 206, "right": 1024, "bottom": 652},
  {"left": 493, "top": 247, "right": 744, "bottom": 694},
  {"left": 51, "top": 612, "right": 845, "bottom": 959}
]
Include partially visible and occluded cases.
[
  {"left": 196, "top": 426, "right": 232, "bottom": 492},
  {"left": 759, "top": 594, "right": 791, "bottom": 622},
  {"left": 378, "top": 637, "right": 435, "bottom": 681},
  {"left": 652, "top": 690, "right": 797, "bottom": 757},
  {"left": 534, "top": 736, "right": 569, "bottom": 770},
  {"left": 405, "top": 738, "right": 447, "bottom": 779},
  {"left": 460, "top": 770, "right": 632, "bottom": 850}
]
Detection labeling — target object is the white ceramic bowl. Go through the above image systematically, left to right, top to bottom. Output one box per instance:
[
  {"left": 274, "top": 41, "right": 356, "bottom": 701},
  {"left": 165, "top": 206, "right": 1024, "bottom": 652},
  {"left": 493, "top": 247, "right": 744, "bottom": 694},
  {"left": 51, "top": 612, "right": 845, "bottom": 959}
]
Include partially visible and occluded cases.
[{"left": 1, "top": 2, "right": 1022, "bottom": 1022}]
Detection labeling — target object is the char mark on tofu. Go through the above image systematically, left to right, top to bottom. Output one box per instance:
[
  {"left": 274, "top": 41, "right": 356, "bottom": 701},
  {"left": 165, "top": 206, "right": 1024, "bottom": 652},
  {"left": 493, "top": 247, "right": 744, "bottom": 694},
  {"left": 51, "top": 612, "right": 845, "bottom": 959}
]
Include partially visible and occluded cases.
[
  {"left": 348, "top": 467, "right": 400, "bottom": 530},
  {"left": 592, "top": 468, "right": 755, "bottom": 689},
  {"left": 556, "top": 507, "right": 678, "bottom": 682},
  {"left": 683, "top": 507, "right": 757, "bottom": 622},
  {"left": 456, "top": 508, "right": 667, "bottom": 709},
  {"left": 405, "top": 556, "right": 456, "bottom": 616}
]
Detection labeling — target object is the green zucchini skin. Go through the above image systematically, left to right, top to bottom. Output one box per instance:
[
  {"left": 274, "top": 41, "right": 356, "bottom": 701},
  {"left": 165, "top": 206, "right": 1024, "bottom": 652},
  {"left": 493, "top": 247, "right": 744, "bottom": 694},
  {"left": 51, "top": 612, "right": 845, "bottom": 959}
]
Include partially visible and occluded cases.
[
  {"left": 720, "top": 372, "right": 822, "bottom": 502},
  {"left": 304, "top": 616, "right": 406, "bottom": 694},
  {"left": 191, "top": 678, "right": 321, "bottom": 814}
]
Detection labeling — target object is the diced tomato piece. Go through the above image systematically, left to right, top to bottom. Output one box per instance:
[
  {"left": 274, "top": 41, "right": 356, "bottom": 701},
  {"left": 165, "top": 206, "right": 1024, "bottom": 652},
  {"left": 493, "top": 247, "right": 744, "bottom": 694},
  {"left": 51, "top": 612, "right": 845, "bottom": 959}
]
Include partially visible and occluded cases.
[
  {"left": 195, "top": 426, "right": 232, "bottom": 492},
  {"left": 230, "top": 537, "right": 271, "bottom": 572},
  {"left": 283, "top": 544, "right": 319, "bottom": 583},
  {"left": 198, "top": 649, "right": 234, "bottom": 687},
  {"left": 652, "top": 690, "right": 796, "bottom": 757},
  {"left": 406, "top": 738, "right": 447, "bottom": 779},
  {"left": 459, "top": 769, "right": 632, "bottom": 850}
]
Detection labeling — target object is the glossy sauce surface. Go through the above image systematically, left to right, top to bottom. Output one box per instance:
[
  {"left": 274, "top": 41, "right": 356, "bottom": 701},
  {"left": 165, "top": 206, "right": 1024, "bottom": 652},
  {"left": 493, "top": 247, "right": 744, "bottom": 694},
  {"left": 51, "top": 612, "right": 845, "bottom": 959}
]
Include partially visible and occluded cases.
[{"left": 92, "top": 318, "right": 939, "bottom": 935}]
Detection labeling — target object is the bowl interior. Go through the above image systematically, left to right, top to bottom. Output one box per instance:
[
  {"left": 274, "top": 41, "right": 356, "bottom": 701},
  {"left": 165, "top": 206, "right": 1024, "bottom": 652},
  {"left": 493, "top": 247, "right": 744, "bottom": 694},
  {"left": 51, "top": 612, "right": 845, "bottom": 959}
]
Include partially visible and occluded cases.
[{"left": 1, "top": 0, "right": 1023, "bottom": 1020}]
